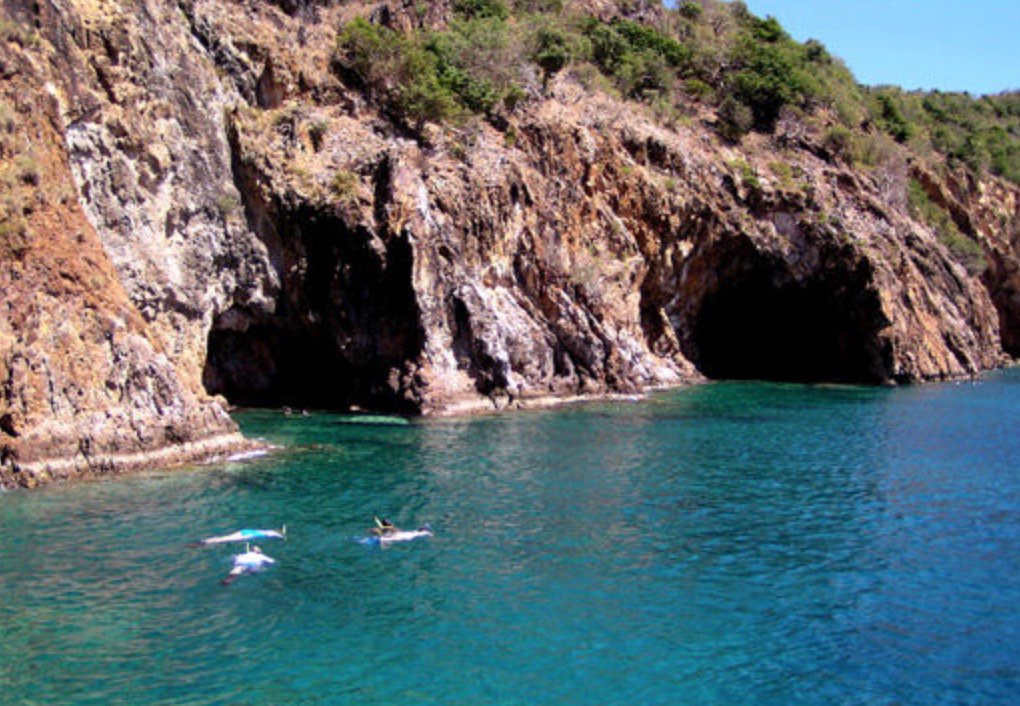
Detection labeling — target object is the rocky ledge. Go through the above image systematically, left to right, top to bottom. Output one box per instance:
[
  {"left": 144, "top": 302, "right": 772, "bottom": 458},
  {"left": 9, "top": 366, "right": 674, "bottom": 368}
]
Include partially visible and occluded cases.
[{"left": 1, "top": 0, "right": 1018, "bottom": 487}]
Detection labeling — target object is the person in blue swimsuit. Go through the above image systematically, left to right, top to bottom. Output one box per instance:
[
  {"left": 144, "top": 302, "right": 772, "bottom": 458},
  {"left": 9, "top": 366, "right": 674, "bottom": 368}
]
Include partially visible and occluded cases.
[{"left": 188, "top": 526, "right": 286, "bottom": 547}]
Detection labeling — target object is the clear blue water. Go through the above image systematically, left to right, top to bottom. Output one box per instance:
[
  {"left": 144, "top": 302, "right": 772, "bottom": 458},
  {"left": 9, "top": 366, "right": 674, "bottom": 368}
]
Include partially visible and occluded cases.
[{"left": 2, "top": 372, "right": 1020, "bottom": 705}]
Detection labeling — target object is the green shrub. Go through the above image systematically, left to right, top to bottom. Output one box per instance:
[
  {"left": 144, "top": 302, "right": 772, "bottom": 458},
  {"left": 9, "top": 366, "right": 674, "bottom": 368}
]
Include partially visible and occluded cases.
[
  {"left": 452, "top": 0, "right": 509, "bottom": 20},
  {"left": 513, "top": 0, "right": 563, "bottom": 12},
  {"left": 678, "top": 1, "right": 702, "bottom": 21},
  {"left": 330, "top": 4, "right": 1020, "bottom": 187},
  {"left": 336, "top": 15, "right": 526, "bottom": 125},
  {"left": 427, "top": 16, "right": 533, "bottom": 116},
  {"left": 748, "top": 16, "right": 787, "bottom": 43},
  {"left": 335, "top": 18, "right": 405, "bottom": 88},
  {"left": 581, "top": 18, "right": 696, "bottom": 104},
  {"left": 612, "top": 20, "right": 691, "bottom": 69},
  {"left": 590, "top": 23, "right": 630, "bottom": 75},
  {"left": 533, "top": 26, "right": 571, "bottom": 83},
  {"left": 425, "top": 29, "right": 499, "bottom": 112},
  {"left": 728, "top": 37, "right": 808, "bottom": 130},
  {"left": 803, "top": 39, "right": 830, "bottom": 64},
  {"left": 397, "top": 48, "right": 463, "bottom": 124},
  {"left": 617, "top": 50, "right": 672, "bottom": 100},
  {"left": 684, "top": 78, "right": 713, "bottom": 101},
  {"left": 911, "top": 90, "right": 1020, "bottom": 184},
  {"left": 876, "top": 93, "right": 913, "bottom": 143},
  {"left": 717, "top": 96, "right": 754, "bottom": 141},
  {"left": 823, "top": 125, "right": 855, "bottom": 162},
  {"left": 986, "top": 127, "right": 1020, "bottom": 183},
  {"left": 854, "top": 131, "right": 898, "bottom": 169},
  {"left": 952, "top": 133, "right": 989, "bottom": 173},
  {"left": 729, "top": 156, "right": 759, "bottom": 190},
  {"left": 767, "top": 160, "right": 794, "bottom": 189},
  {"left": 908, "top": 178, "right": 985, "bottom": 274},
  {"left": 215, "top": 191, "right": 242, "bottom": 218}
]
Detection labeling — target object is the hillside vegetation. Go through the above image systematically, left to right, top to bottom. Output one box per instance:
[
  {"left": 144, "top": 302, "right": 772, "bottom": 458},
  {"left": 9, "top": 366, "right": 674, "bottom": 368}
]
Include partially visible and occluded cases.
[{"left": 331, "top": 0, "right": 1019, "bottom": 187}]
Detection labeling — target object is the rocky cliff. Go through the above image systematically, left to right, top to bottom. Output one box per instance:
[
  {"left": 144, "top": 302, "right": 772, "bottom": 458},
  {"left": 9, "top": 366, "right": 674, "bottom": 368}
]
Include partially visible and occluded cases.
[
  {"left": 1, "top": 0, "right": 1017, "bottom": 487},
  {"left": 0, "top": 1, "right": 257, "bottom": 487}
]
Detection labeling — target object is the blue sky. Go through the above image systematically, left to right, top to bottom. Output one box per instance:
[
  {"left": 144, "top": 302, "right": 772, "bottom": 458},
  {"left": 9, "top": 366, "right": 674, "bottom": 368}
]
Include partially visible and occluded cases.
[{"left": 741, "top": 0, "right": 1020, "bottom": 95}]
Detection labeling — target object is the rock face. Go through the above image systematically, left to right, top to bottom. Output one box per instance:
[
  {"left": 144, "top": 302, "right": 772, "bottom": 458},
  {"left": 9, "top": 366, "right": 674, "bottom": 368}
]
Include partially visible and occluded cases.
[
  {"left": 1, "top": 0, "right": 1018, "bottom": 487},
  {"left": 0, "top": 9, "right": 253, "bottom": 488},
  {"left": 910, "top": 165, "right": 1020, "bottom": 357}
]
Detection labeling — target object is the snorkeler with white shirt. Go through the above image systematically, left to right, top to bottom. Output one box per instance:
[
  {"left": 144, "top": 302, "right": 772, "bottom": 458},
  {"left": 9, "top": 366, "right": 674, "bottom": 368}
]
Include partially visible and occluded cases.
[{"left": 221, "top": 544, "right": 276, "bottom": 585}]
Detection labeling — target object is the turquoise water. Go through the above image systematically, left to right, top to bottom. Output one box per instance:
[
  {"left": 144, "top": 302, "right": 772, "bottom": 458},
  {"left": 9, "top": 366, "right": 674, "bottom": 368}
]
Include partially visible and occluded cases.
[{"left": 2, "top": 372, "right": 1020, "bottom": 705}]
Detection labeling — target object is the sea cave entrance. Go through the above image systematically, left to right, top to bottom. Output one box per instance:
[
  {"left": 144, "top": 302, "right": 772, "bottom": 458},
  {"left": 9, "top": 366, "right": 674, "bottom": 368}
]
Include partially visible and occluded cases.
[
  {"left": 202, "top": 205, "right": 424, "bottom": 413},
  {"left": 684, "top": 253, "right": 892, "bottom": 385},
  {"left": 203, "top": 317, "right": 345, "bottom": 410}
]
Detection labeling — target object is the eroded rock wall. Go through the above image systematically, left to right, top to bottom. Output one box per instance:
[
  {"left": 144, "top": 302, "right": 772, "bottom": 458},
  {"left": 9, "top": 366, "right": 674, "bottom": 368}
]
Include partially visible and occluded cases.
[
  {"left": 55, "top": 0, "right": 278, "bottom": 394},
  {"left": 0, "top": 10, "right": 251, "bottom": 488},
  {"left": 911, "top": 164, "right": 1020, "bottom": 356}
]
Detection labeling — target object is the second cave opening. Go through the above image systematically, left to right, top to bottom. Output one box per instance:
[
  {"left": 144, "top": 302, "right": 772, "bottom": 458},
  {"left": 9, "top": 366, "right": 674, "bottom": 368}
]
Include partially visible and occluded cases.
[{"left": 685, "top": 259, "right": 892, "bottom": 385}]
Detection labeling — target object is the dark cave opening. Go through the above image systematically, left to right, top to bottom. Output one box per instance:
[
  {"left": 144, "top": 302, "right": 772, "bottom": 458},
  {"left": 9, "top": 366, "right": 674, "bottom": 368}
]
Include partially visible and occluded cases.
[
  {"left": 202, "top": 204, "right": 425, "bottom": 413},
  {"left": 982, "top": 265, "right": 1020, "bottom": 359},
  {"left": 688, "top": 266, "right": 891, "bottom": 385},
  {"left": 203, "top": 319, "right": 344, "bottom": 410}
]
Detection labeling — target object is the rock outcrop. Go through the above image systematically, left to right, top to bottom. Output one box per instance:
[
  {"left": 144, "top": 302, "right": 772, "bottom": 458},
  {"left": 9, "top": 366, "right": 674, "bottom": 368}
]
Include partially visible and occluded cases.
[
  {"left": 1, "top": 0, "right": 1017, "bottom": 487},
  {"left": 0, "top": 9, "right": 255, "bottom": 488}
]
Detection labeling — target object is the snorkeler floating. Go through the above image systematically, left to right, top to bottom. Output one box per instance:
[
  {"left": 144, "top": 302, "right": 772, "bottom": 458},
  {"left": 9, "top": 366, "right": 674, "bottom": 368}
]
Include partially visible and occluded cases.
[
  {"left": 367, "top": 516, "right": 433, "bottom": 545},
  {"left": 189, "top": 517, "right": 432, "bottom": 585},
  {"left": 187, "top": 526, "right": 286, "bottom": 547},
  {"left": 377, "top": 527, "right": 433, "bottom": 545},
  {"left": 221, "top": 544, "right": 276, "bottom": 586}
]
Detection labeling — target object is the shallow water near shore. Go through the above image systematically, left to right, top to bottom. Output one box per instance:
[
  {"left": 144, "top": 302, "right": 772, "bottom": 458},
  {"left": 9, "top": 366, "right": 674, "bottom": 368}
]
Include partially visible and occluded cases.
[{"left": 2, "top": 372, "right": 1019, "bottom": 705}]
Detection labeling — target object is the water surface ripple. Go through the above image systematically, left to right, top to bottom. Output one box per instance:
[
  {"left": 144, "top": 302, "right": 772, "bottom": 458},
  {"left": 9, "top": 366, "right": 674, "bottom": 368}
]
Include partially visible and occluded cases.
[{"left": 2, "top": 372, "right": 1020, "bottom": 704}]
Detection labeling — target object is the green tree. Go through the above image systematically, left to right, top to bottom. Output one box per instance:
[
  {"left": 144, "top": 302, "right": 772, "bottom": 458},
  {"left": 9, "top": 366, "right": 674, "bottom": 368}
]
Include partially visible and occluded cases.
[{"left": 729, "top": 39, "right": 806, "bottom": 129}]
